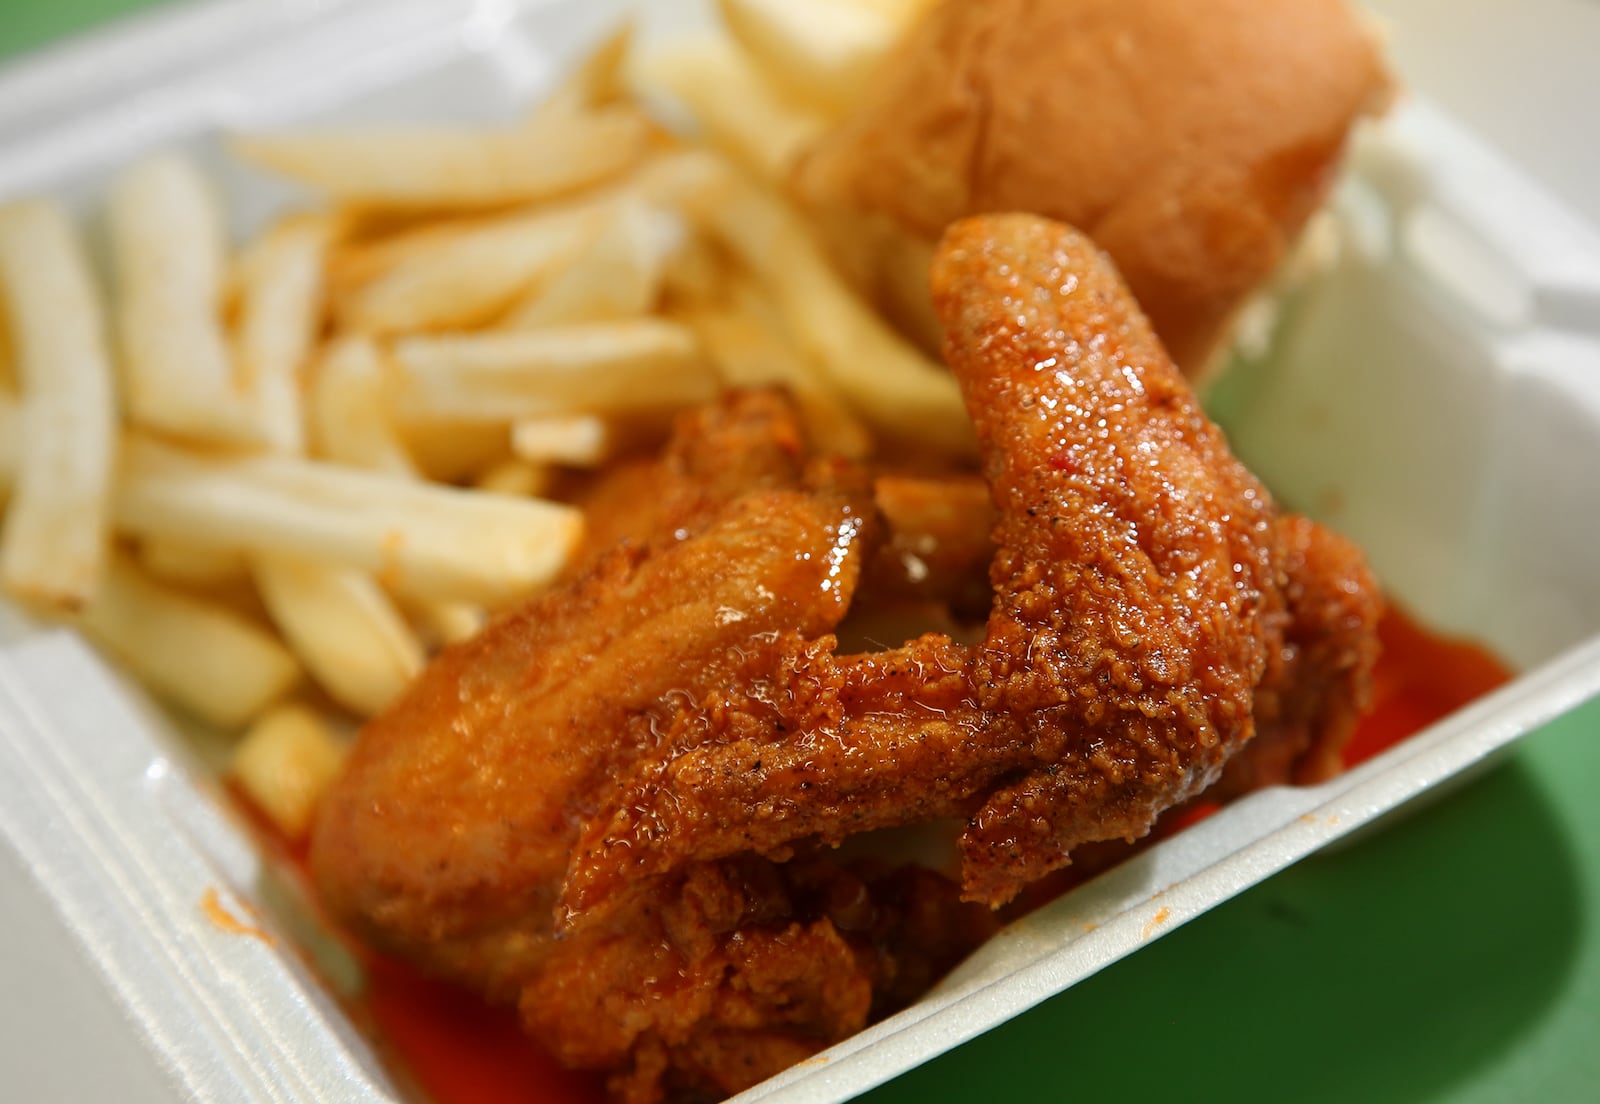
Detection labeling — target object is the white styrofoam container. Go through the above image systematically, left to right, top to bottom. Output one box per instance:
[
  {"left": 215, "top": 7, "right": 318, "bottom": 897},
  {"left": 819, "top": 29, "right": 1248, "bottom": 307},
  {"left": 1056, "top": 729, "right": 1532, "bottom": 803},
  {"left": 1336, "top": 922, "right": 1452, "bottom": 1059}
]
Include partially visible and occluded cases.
[{"left": 3, "top": 1, "right": 1599, "bottom": 1101}]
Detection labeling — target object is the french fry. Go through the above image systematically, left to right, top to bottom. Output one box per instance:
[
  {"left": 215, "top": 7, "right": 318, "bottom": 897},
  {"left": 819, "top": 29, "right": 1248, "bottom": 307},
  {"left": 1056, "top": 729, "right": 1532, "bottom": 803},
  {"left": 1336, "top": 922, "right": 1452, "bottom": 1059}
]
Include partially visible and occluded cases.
[
  {"left": 716, "top": 0, "right": 901, "bottom": 114},
  {"left": 848, "top": 0, "right": 935, "bottom": 20},
  {"left": 533, "top": 25, "right": 635, "bottom": 122},
  {"left": 630, "top": 34, "right": 827, "bottom": 182},
  {"left": 230, "top": 105, "right": 652, "bottom": 211},
  {"left": 627, "top": 148, "right": 734, "bottom": 209},
  {"left": 108, "top": 155, "right": 273, "bottom": 446},
  {"left": 693, "top": 171, "right": 971, "bottom": 452},
  {"left": 0, "top": 200, "right": 118, "bottom": 610},
  {"left": 335, "top": 200, "right": 607, "bottom": 334},
  {"left": 501, "top": 201, "right": 683, "bottom": 328},
  {"left": 325, "top": 209, "right": 489, "bottom": 300},
  {"left": 232, "top": 213, "right": 332, "bottom": 454},
  {"left": 660, "top": 232, "right": 736, "bottom": 307},
  {"left": 688, "top": 302, "right": 872, "bottom": 460},
  {"left": 0, "top": 309, "right": 12, "bottom": 391},
  {"left": 390, "top": 319, "right": 715, "bottom": 423},
  {"left": 308, "top": 336, "right": 418, "bottom": 477},
  {"left": 305, "top": 339, "right": 486, "bottom": 655},
  {"left": 0, "top": 389, "right": 17, "bottom": 495},
  {"left": 511, "top": 415, "right": 615, "bottom": 467},
  {"left": 399, "top": 420, "right": 512, "bottom": 483},
  {"left": 114, "top": 436, "right": 583, "bottom": 604},
  {"left": 474, "top": 458, "right": 553, "bottom": 498},
  {"left": 138, "top": 536, "right": 250, "bottom": 588},
  {"left": 254, "top": 554, "right": 426, "bottom": 718},
  {"left": 79, "top": 557, "right": 300, "bottom": 729},
  {"left": 400, "top": 595, "right": 486, "bottom": 649},
  {"left": 230, "top": 705, "right": 348, "bottom": 840}
]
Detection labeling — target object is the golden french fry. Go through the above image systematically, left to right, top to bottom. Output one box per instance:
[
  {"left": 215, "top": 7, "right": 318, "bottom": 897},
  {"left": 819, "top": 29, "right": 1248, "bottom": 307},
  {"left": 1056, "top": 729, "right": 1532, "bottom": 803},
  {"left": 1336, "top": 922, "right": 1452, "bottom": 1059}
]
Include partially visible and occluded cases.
[
  {"left": 716, "top": 0, "right": 901, "bottom": 114},
  {"left": 848, "top": 0, "right": 934, "bottom": 20},
  {"left": 533, "top": 24, "right": 635, "bottom": 122},
  {"left": 630, "top": 34, "right": 827, "bottom": 182},
  {"left": 230, "top": 105, "right": 652, "bottom": 211},
  {"left": 626, "top": 148, "right": 735, "bottom": 209},
  {"left": 109, "top": 155, "right": 274, "bottom": 446},
  {"left": 692, "top": 169, "right": 971, "bottom": 452},
  {"left": 0, "top": 200, "right": 117, "bottom": 610},
  {"left": 336, "top": 200, "right": 607, "bottom": 334},
  {"left": 501, "top": 201, "right": 683, "bottom": 328},
  {"left": 325, "top": 209, "right": 486, "bottom": 300},
  {"left": 232, "top": 213, "right": 332, "bottom": 454},
  {"left": 658, "top": 232, "right": 737, "bottom": 309},
  {"left": 688, "top": 302, "right": 872, "bottom": 460},
  {"left": 1, "top": 305, "right": 17, "bottom": 500},
  {"left": 0, "top": 311, "right": 12, "bottom": 390},
  {"left": 390, "top": 319, "right": 715, "bottom": 423},
  {"left": 308, "top": 336, "right": 417, "bottom": 477},
  {"left": 302, "top": 341, "right": 486, "bottom": 653},
  {"left": 311, "top": 349, "right": 512, "bottom": 662},
  {"left": 0, "top": 389, "right": 17, "bottom": 496},
  {"left": 511, "top": 415, "right": 615, "bottom": 467},
  {"left": 398, "top": 420, "right": 512, "bottom": 483},
  {"left": 114, "top": 436, "right": 583, "bottom": 604},
  {"left": 473, "top": 458, "right": 553, "bottom": 498},
  {"left": 138, "top": 535, "right": 250, "bottom": 588},
  {"left": 254, "top": 554, "right": 426, "bottom": 718},
  {"left": 79, "top": 557, "right": 300, "bottom": 729},
  {"left": 400, "top": 595, "right": 486, "bottom": 649},
  {"left": 230, "top": 704, "right": 349, "bottom": 840}
]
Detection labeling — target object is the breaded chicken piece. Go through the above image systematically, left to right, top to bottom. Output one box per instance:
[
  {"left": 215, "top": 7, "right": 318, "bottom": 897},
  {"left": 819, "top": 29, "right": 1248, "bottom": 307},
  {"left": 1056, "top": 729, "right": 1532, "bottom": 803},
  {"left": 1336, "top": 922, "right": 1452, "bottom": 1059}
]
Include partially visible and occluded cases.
[
  {"left": 561, "top": 215, "right": 1380, "bottom": 917},
  {"left": 314, "top": 217, "right": 1381, "bottom": 1100},
  {"left": 313, "top": 392, "right": 871, "bottom": 981},
  {"left": 314, "top": 394, "right": 996, "bottom": 1100},
  {"left": 856, "top": 492, "right": 1383, "bottom": 791},
  {"left": 1218, "top": 516, "right": 1382, "bottom": 795}
]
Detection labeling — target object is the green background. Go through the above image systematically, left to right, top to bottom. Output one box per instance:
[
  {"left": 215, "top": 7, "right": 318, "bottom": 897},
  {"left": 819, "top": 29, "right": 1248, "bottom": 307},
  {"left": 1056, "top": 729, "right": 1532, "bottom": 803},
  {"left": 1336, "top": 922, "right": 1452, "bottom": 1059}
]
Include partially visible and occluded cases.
[{"left": 4, "top": 3, "right": 1597, "bottom": 1101}]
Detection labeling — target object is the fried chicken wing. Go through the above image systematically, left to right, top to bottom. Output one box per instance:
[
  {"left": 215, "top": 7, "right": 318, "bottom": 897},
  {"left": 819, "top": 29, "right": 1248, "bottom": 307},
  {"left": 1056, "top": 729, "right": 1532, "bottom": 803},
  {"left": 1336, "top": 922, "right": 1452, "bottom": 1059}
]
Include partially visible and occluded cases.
[
  {"left": 313, "top": 214, "right": 1381, "bottom": 1101},
  {"left": 561, "top": 214, "right": 1311, "bottom": 916},
  {"left": 565, "top": 389, "right": 811, "bottom": 574},
  {"left": 313, "top": 390, "right": 873, "bottom": 980},
  {"left": 315, "top": 393, "right": 996, "bottom": 1100},
  {"left": 865, "top": 473, "right": 993, "bottom": 613},
  {"left": 856, "top": 485, "right": 1385, "bottom": 799},
  {"left": 1217, "top": 515, "right": 1382, "bottom": 796}
]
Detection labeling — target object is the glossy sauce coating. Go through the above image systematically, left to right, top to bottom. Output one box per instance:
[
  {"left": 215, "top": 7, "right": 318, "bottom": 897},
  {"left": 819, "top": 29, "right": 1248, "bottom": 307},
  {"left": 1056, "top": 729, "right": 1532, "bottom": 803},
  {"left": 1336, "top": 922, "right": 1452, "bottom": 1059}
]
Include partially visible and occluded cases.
[
  {"left": 562, "top": 215, "right": 1378, "bottom": 915},
  {"left": 312, "top": 216, "right": 1383, "bottom": 1099},
  {"left": 349, "top": 603, "right": 1507, "bottom": 1104}
]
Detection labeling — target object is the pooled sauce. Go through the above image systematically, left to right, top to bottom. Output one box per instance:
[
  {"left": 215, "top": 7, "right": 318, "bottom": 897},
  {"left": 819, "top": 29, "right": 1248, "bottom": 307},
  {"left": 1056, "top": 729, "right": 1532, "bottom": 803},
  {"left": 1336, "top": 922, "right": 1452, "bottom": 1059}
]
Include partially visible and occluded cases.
[
  {"left": 320, "top": 604, "right": 1511, "bottom": 1104},
  {"left": 1341, "top": 607, "right": 1512, "bottom": 767},
  {"left": 363, "top": 959, "right": 603, "bottom": 1104}
]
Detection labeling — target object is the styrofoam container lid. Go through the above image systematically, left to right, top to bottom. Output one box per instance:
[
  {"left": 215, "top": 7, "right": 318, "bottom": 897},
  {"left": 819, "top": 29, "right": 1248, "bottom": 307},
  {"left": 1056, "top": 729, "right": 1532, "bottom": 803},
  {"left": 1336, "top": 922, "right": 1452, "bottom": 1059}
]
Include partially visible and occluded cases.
[{"left": 2, "top": 2, "right": 1599, "bottom": 1102}]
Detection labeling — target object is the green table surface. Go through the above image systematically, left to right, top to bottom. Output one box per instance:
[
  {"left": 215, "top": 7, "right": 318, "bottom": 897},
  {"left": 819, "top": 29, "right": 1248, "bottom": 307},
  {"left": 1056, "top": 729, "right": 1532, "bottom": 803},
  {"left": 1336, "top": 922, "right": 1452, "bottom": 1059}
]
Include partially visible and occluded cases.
[{"left": 4, "top": 3, "right": 1598, "bottom": 1102}]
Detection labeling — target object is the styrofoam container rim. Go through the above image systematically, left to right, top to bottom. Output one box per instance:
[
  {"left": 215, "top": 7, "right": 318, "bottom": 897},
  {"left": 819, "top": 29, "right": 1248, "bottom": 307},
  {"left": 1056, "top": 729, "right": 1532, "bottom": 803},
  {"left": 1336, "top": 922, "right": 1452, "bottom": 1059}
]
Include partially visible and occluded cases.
[{"left": 3, "top": 2, "right": 1599, "bottom": 1102}]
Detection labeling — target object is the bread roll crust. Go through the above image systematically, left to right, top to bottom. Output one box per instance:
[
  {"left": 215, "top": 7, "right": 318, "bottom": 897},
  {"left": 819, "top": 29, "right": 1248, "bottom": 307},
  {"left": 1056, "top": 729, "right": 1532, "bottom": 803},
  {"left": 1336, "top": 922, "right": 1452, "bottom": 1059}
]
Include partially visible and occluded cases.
[{"left": 795, "top": 0, "right": 1391, "bottom": 373}]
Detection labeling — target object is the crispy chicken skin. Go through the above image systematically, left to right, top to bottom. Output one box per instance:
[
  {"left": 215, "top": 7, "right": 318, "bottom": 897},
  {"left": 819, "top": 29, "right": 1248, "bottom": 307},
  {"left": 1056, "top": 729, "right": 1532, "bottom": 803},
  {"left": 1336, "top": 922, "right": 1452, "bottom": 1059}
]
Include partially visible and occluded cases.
[
  {"left": 795, "top": 0, "right": 1391, "bottom": 373},
  {"left": 562, "top": 214, "right": 1378, "bottom": 917},
  {"left": 313, "top": 215, "right": 1380, "bottom": 1100},
  {"left": 313, "top": 392, "right": 873, "bottom": 979},
  {"left": 564, "top": 392, "right": 812, "bottom": 577},
  {"left": 314, "top": 393, "right": 997, "bottom": 1100},
  {"left": 866, "top": 473, "right": 994, "bottom": 613},
  {"left": 851, "top": 495, "right": 1384, "bottom": 793},
  {"left": 1219, "top": 515, "right": 1382, "bottom": 795}
]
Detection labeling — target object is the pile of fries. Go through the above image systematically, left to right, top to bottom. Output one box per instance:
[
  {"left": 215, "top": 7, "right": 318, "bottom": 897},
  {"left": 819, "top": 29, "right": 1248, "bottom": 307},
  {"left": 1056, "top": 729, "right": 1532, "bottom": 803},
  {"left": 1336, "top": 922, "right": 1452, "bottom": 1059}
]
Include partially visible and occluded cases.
[{"left": 0, "top": 0, "right": 951, "bottom": 841}]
